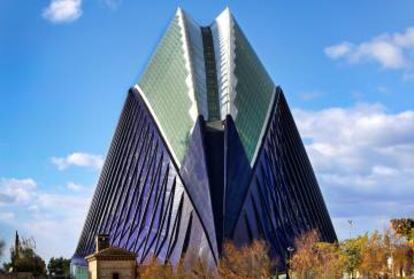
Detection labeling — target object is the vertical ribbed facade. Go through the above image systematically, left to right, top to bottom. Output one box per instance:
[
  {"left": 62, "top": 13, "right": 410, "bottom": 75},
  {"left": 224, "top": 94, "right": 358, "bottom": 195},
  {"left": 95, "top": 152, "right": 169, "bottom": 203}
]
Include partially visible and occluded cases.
[{"left": 71, "top": 7, "right": 336, "bottom": 277}]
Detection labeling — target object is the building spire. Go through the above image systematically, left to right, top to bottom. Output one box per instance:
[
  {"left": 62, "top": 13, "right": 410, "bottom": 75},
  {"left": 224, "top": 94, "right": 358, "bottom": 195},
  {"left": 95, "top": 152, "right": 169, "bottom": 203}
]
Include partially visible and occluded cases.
[
  {"left": 211, "top": 5, "right": 237, "bottom": 120},
  {"left": 175, "top": 6, "right": 184, "bottom": 17},
  {"left": 11, "top": 230, "right": 20, "bottom": 270},
  {"left": 15, "top": 230, "right": 20, "bottom": 255}
]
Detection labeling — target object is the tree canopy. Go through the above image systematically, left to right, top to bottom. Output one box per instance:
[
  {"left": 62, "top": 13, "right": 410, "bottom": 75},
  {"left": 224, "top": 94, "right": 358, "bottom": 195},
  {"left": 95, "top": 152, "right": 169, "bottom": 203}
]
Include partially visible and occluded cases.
[
  {"left": 391, "top": 218, "right": 414, "bottom": 245},
  {"left": 2, "top": 232, "right": 46, "bottom": 276},
  {"left": 48, "top": 257, "right": 71, "bottom": 278}
]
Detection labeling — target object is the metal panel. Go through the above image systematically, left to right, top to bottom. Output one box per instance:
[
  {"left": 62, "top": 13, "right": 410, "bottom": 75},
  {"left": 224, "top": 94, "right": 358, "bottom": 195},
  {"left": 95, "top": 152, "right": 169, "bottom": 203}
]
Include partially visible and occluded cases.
[{"left": 72, "top": 9, "right": 336, "bottom": 276}]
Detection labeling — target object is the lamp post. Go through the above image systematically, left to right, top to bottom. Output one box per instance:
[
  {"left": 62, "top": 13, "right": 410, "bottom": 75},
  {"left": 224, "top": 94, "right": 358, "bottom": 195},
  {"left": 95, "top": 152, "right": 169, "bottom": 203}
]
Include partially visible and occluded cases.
[
  {"left": 348, "top": 219, "right": 353, "bottom": 239},
  {"left": 286, "top": 246, "right": 294, "bottom": 279}
]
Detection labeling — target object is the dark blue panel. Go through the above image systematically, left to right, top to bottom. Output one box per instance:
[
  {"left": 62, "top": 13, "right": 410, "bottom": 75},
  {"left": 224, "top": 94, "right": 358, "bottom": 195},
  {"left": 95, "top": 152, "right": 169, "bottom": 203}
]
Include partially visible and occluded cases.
[
  {"left": 72, "top": 87, "right": 337, "bottom": 274},
  {"left": 72, "top": 88, "right": 217, "bottom": 269},
  {"left": 232, "top": 88, "right": 337, "bottom": 270},
  {"left": 224, "top": 115, "right": 252, "bottom": 238},
  {"left": 179, "top": 116, "right": 218, "bottom": 261},
  {"left": 204, "top": 121, "right": 225, "bottom": 250}
]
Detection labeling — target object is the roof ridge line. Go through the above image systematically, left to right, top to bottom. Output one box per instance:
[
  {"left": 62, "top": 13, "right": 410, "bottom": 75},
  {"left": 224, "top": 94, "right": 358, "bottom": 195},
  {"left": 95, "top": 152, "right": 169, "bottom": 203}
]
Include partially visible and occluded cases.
[{"left": 176, "top": 9, "right": 199, "bottom": 123}]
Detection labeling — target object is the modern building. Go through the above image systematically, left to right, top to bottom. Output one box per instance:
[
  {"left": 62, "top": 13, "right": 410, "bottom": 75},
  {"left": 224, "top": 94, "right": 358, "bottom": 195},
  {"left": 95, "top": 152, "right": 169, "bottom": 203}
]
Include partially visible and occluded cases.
[{"left": 71, "top": 7, "right": 337, "bottom": 277}]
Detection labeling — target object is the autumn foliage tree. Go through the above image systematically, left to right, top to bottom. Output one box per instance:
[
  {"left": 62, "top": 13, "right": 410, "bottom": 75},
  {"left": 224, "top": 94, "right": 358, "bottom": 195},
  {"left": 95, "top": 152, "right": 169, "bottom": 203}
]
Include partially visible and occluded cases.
[
  {"left": 138, "top": 218, "right": 414, "bottom": 278},
  {"left": 391, "top": 218, "right": 414, "bottom": 247},
  {"left": 289, "top": 221, "right": 414, "bottom": 279},
  {"left": 385, "top": 228, "right": 413, "bottom": 278},
  {"left": 290, "top": 230, "right": 344, "bottom": 279},
  {"left": 290, "top": 230, "right": 320, "bottom": 277},
  {"left": 358, "top": 231, "right": 388, "bottom": 277},
  {"left": 218, "top": 240, "right": 274, "bottom": 279},
  {"left": 138, "top": 241, "right": 274, "bottom": 279},
  {"left": 313, "top": 242, "right": 346, "bottom": 278},
  {"left": 392, "top": 243, "right": 413, "bottom": 278},
  {"left": 183, "top": 250, "right": 214, "bottom": 279},
  {"left": 138, "top": 251, "right": 216, "bottom": 279},
  {"left": 138, "top": 257, "right": 176, "bottom": 279}
]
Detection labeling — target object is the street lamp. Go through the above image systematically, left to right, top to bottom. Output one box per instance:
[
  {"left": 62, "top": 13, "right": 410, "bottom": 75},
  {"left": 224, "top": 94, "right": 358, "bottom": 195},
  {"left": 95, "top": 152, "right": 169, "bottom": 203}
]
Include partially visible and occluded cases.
[
  {"left": 348, "top": 219, "right": 353, "bottom": 239},
  {"left": 286, "top": 246, "right": 295, "bottom": 279}
]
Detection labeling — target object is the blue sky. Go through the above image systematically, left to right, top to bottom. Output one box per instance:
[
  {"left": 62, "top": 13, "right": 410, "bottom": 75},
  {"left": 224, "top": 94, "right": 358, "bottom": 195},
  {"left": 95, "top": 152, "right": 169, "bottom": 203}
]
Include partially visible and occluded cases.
[{"left": 1, "top": 0, "right": 414, "bottom": 262}]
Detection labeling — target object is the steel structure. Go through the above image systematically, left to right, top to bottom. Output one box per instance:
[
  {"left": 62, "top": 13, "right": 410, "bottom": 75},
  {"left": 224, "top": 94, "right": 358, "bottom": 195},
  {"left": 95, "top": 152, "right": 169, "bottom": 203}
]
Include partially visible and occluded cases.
[{"left": 71, "top": 8, "right": 336, "bottom": 277}]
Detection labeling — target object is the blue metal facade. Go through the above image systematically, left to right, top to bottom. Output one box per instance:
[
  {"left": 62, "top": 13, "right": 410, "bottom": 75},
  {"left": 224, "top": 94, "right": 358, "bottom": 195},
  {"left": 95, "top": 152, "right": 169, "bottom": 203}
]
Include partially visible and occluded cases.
[
  {"left": 72, "top": 9, "right": 336, "bottom": 274},
  {"left": 72, "top": 86, "right": 336, "bottom": 272},
  {"left": 231, "top": 88, "right": 337, "bottom": 263},
  {"left": 72, "top": 89, "right": 219, "bottom": 272}
]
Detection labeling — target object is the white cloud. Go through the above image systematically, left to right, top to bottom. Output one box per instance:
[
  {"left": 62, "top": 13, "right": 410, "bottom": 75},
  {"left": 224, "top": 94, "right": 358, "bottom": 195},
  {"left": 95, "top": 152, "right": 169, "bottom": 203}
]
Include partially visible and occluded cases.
[
  {"left": 42, "top": 0, "right": 82, "bottom": 23},
  {"left": 325, "top": 27, "right": 414, "bottom": 75},
  {"left": 325, "top": 42, "right": 353, "bottom": 59},
  {"left": 293, "top": 104, "right": 414, "bottom": 238},
  {"left": 51, "top": 152, "right": 104, "bottom": 171},
  {"left": 0, "top": 177, "right": 92, "bottom": 261},
  {"left": 0, "top": 178, "right": 37, "bottom": 205},
  {"left": 66, "top": 182, "right": 84, "bottom": 192},
  {"left": 21, "top": 191, "right": 91, "bottom": 260},
  {"left": 36, "top": 192, "right": 90, "bottom": 211},
  {"left": 22, "top": 216, "right": 86, "bottom": 259}
]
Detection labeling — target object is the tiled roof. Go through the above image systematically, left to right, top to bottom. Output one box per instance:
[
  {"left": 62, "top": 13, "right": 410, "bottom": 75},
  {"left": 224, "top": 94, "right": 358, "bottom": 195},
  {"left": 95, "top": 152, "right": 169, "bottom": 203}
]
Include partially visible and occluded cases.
[{"left": 85, "top": 247, "right": 136, "bottom": 261}]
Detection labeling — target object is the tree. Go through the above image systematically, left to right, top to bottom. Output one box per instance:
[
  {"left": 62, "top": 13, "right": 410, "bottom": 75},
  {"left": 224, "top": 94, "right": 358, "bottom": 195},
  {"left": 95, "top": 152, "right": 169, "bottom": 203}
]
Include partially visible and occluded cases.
[
  {"left": 391, "top": 218, "right": 414, "bottom": 246},
  {"left": 384, "top": 228, "right": 413, "bottom": 278},
  {"left": 290, "top": 230, "right": 344, "bottom": 279},
  {"left": 290, "top": 230, "right": 320, "bottom": 278},
  {"left": 358, "top": 231, "right": 388, "bottom": 278},
  {"left": 4, "top": 232, "right": 46, "bottom": 277},
  {"left": 340, "top": 235, "right": 367, "bottom": 279},
  {"left": 218, "top": 240, "right": 274, "bottom": 279},
  {"left": 139, "top": 241, "right": 275, "bottom": 278},
  {"left": 313, "top": 242, "right": 345, "bottom": 279},
  {"left": 392, "top": 243, "right": 413, "bottom": 278},
  {"left": 13, "top": 247, "right": 46, "bottom": 276},
  {"left": 181, "top": 249, "right": 214, "bottom": 279},
  {"left": 138, "top": 253, "right": 214, "bottom": 279},
  {"left": 48, "top": 257, "right": 71, "bottom": 278},
  {"left": 138, "top": 257, "right": 176, "bottom": 279}
]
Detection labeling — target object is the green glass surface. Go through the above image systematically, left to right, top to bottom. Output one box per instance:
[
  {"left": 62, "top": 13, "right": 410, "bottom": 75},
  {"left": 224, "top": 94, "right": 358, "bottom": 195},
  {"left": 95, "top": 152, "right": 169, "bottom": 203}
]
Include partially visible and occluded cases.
[
  {"left": 138, "top": 13, "right": 275, "bottom": 164},
  {"left": 139, "top": 15, "right": 193, "bottom": 164},
  {"left": 233, "top": 21, "right": 275, "bottom": 162}
]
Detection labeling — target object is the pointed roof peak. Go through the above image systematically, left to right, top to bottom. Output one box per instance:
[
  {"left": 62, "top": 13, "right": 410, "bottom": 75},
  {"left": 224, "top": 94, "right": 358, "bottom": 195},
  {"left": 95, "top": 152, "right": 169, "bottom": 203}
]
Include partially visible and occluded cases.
[
  {"left": 175, "top": 6, "right": 184, "bottom": 17},
  {"left": 176, "top": 6, "right": 192, "bottom": 19},
  {"left": 215, "top": 6, "right": 234, "bottom": 23},
  {"left": 223, "top": 6, "right": 232, "bottom": 15},
  {"left": 176, "top": 7, "right": 235, "bottom": 27}
]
